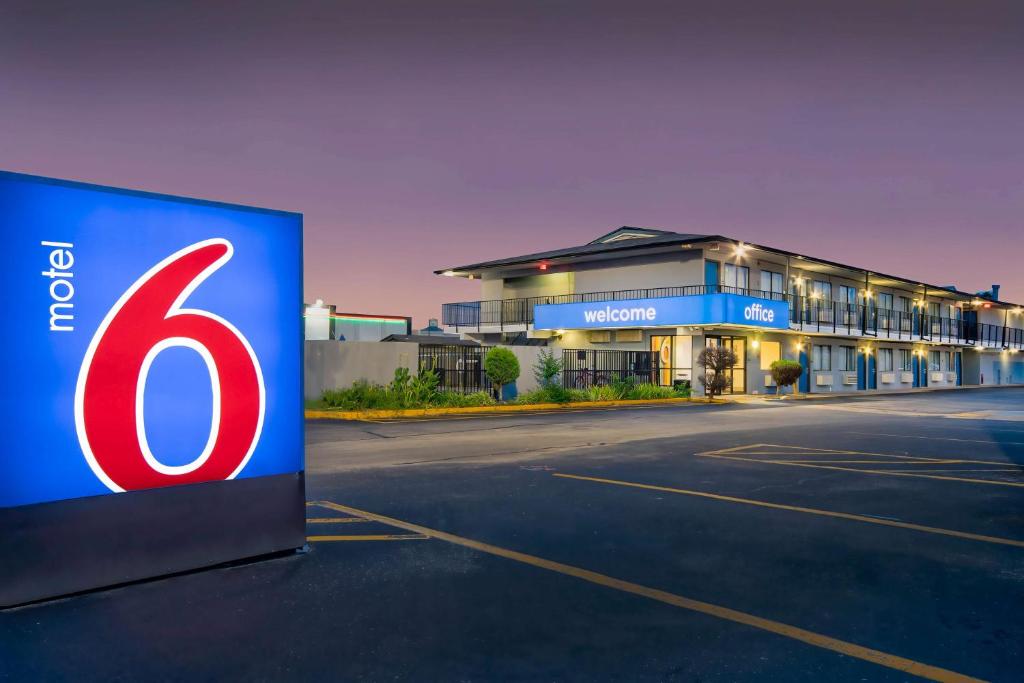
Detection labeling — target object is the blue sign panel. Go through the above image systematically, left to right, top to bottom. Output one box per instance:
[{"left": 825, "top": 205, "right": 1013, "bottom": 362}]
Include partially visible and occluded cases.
[
  {"left": 0, "top": 171, "right": 303, "bottom": 508},
  {"left": 534, "top": 293, "right": 789, "bottom": 331}
]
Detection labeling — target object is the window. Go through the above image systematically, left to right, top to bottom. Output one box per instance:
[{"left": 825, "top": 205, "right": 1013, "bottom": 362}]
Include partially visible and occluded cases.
[
  {"left": 723, "top": 263, "right": 749, "bottom": 292},
  {"left": 760, "top": 270, "right": 784, "bottom": 299},
  {"left": 811, "top": 280, "right": 832, "bottom": 302},
  {"left": 877, "top": 293, "right": 893, "bottom": 312},
  {"left": 877, "top": 293, "right": 893, "bottom": 329},
  {"left": 897, "top": 296, "right": 911, "bottom": 313},
  {"left": 927, "top": 302, "right": 940, "bottom": 318},
  {"left": 759, "top": 341, "right": 781, "bottom": 370},
  {"left": 812, "top": 345, "right": 832, "bottom": 371},
  {"left": 840, "top": 346, "right": 856, "bottom": 371},
  {"left": 878, "top": 348, "right": 894, "bottom": 372},
  {"left": 899, "top": 349, "right": 912, "bottom": 371},
  {"left": 929, "top": 350, "right": 940, "bottom": 371},
  {"left": 946, "top": 351, "right": 954, "bottom": 371}
]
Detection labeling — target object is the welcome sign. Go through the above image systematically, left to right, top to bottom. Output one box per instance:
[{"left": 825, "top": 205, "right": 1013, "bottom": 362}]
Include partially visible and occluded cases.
[{"left": 534, "top": 293, "right": 790, "bottom": 331}]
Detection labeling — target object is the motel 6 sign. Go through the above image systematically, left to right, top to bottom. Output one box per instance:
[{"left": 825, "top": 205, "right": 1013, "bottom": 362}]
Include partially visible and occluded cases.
[{"left": 0, "top": 171, "right": 303, "bottom": 509}]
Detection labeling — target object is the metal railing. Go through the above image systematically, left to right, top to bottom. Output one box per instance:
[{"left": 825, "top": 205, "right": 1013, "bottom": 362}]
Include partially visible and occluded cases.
[
  {"left": 442, "top": 286, "right": 1024, "bottom": 348},
  {"left": 418, "top": 344, "right": 493, "bottom": 393},
  {"left": 561, "top": 349, "right": 660, "bottom": 389}
]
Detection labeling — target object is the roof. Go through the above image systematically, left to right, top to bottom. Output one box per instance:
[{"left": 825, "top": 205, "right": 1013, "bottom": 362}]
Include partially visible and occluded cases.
[
  {"left": 436, "top": 226, "right": 1023, "bottom": 308},
  {"left": 435, "top": 227, "right": 710, "bottom": 274},
  {"left": 380, "top": 334, "right": 479, "bottom": 346}
]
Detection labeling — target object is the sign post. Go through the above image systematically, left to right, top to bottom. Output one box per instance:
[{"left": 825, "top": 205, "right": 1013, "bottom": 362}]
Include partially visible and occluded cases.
[{"left": 0, "top": 171, "right": 305, "bottom": 607}]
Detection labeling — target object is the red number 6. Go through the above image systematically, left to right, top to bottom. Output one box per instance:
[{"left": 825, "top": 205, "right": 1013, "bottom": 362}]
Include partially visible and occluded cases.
[{"left": 75, "top": 239, "right": 265, "bottom": 492}]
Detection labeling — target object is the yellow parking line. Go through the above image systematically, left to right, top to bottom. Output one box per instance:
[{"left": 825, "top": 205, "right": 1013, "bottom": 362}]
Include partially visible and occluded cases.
[
  {"left": 848, "top": 432, "right": 1024, "bottom": 447},
  {"left": 699, "top": 443, "right": 1013, "bottom": 467},
  {"left": 711, "top": 454, "right": 1024, "bottom": 489},
  {"left": 553, "top": 473, "right": 1024, "bottom": 548},
  {"left": 314, "top": 500, "right": 982, "bottom": 683},
  {"left": 306, "top": 517, "right": 371, "bottom": 524},
  {"left": 307, "top": 534, "right": 429, "bottom": 542}
]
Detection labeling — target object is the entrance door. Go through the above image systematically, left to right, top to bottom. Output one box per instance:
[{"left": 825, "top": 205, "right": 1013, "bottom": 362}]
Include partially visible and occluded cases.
[
  {"left": 704, "top": 261, "right": 720, "bottom": 294},
  {"left": 707, "top": 336, "right": 746, "bottom": 394}
]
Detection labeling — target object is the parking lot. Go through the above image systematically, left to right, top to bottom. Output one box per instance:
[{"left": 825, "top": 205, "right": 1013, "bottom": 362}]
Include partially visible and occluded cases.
[{"left": 4, "top": 389, "right": 1024, "bottom": 681}]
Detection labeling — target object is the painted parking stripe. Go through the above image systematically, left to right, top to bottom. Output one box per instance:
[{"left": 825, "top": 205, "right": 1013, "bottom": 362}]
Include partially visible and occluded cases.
[
  {"left": 847, "top": 431, "right": 1024, "bottom": 447},
  {"left": 710, "top": 453, "right": 1024, "bottom": 489},
  {"left": 552, "top": 473, "right": 1024, "bottom": 549},
  {"left": 313, "top": 500, "right": 982, "bottom": 683},
  {"left": 306, "top": 517, "right": 371, "bottom": 524},
  {"left": 307, "top": 534, "right": 429, "bottom": 542}
]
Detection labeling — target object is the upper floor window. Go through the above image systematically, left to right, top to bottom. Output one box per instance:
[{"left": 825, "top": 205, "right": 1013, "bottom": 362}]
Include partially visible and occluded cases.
[
  {"left": 723, "top": 263, "right": 749, "bottom": 292},
  {"left": 760, "top": 270, "right": 784, "bottom": 298},
  {"left": 811, "top": 280, "right": 832, "bottom": 302},
  {"left": 838, "top": 285, "right": 857, "bottom": 307},
  {"left": 877, "top": 293, "right": 894, "bottom": 312},
  {"left": 897, "top": 296, "right": 912, "bottom": 313}
]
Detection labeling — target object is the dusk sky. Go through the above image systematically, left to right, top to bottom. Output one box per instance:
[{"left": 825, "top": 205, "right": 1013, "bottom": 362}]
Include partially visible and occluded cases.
[{"left": 3, "top": 1, "right": 1023, "bottom": 325}]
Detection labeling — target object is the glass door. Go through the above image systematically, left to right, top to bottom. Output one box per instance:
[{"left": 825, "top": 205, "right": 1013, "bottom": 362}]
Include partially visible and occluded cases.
[{"left": 707, "top": 336, "right": 747, "bottom": 394}]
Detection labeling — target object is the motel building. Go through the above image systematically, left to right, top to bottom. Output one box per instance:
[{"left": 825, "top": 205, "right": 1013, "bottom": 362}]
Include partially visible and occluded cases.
[{"left": 437, "top": 227, "right": 1024, "bottom": 396}]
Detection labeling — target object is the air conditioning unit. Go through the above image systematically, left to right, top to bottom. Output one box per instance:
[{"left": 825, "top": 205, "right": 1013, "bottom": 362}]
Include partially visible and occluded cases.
[
  {"left": 615, "top": 329, "right": 643, "bottom": 343},
  {"left": 588, "top": 330, "right": 611, "bottom": 343},
  {"left": 900, "top": 371, "right": 914, "bottom": 383},
  {"left": 930, "top": 371, "right": 944, "bottom": 382},
  {"left": 880, "top": 372, "right": 895, "bottom": 384},
  {"left": 946, "top": 372, "right": 957, "bottom": 381},
  {"left": 842, "top": 373, "right": 857, "bottom": 385},
  {"left": 815, "top": 374, "right": 833, "bottom": 386},
  {"left": 764, "top": 375, "right": 776, "bottom": 387}
]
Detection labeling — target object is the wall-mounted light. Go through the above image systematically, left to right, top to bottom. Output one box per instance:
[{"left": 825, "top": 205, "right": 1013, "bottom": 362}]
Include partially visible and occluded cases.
[
  {"left": 735, "top": 242, "right": 748, "bottom": 257},
  {"left": 539, "top": 263, "right": 548, "bottom": 271},
  {"left": 442, "top": 270, "right": 456, "bottom": 277},
  {"left": 864, "top": 290, "right": 873, "bottom": 298},
  {"left": 555, "top": 329, "right": 565, "bottom": 336},
  {"left": 751, "top": 339, "right": 760, "bottom": 349},
  {"left": 796, "top": 342, "right": 804, "bottom": 351}
]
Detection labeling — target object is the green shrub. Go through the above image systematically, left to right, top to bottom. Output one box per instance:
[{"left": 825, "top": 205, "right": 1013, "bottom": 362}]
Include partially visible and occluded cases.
[
  {"left": 483, "top": 347, "right": 520, "bottom": 399},
  {"left": 533, "top": 348, "right": 562, "bottom": 388},
  {"left": 770, "top": 359, "right": 803, "bottom": 394},
  {"left": 624, "top": 383, "right": 676, "bottom": 400},
  {"left": 433, "top": 390, "right": 496, "bottom": 408}
]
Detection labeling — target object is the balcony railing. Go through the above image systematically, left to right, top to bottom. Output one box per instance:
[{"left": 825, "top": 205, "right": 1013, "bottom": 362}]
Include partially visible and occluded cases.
[{"left": 441, "top": 286, "right": 1024, "bottom": 348}]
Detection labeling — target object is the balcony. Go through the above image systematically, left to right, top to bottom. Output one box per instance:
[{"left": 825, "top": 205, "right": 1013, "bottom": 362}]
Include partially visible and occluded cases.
[{"left": 441, "top": 286, "right": 1024, "bottom": 348}]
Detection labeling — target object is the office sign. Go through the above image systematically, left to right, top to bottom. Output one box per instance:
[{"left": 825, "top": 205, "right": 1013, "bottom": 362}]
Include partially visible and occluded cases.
[
  {"left": 1, "top": 171, "right": 304, "bottom": 606},
  {"left": 534, "top": 293, "right": 790, "bottom": 331}
]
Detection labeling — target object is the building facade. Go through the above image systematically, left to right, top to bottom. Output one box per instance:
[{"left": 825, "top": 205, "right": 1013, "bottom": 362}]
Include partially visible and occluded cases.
[{"left": 437, "top": 228, "right": 1024, "bottom": 395}]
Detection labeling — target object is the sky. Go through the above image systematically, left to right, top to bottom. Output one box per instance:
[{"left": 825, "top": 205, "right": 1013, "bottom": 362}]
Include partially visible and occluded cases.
[{"left": 2, "top": 1, "right": 1023, "bottom": 324}]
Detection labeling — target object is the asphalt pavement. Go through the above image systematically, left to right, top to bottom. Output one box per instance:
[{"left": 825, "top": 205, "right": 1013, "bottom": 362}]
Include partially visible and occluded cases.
[{"left": 4, "top": 388, "right": 1024, "bottom": 681}]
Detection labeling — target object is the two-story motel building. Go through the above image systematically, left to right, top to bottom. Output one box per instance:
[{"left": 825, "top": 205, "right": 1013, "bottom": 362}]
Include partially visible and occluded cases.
[{"left": 438, "top": 227, "right": 1024, "bottom": 395}]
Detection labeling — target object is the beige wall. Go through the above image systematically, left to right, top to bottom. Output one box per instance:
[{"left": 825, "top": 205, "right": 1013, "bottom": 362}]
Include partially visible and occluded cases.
[{"left": 304, "top": 341, "right": 417, "bottom": 400}]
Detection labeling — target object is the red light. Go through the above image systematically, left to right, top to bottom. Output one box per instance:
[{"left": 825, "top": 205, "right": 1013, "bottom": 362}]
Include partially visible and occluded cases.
[
  {"left": 539, "top": 263, "right": 547, "bottom": 270},
  {"left": 983, "top": 303, "right": 992, "bottom": 308}
]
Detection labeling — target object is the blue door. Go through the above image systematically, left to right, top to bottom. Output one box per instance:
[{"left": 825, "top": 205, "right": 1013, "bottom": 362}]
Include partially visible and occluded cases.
[
  {"left": 704, "top": 261, "right": 719, "bottom": 294},
  {"left": 799, "top": 348, "right": 810, "bottom": 393},
  {"left": 856, "top": 352, "right": 866, "bottom": 390},
  {"left": 955, "top": 352, "right": 963, "bottom": 386},
  {"left": 867, "top": 353, "right": 877, "bottom": 389},
  {"left": 912, "top": 355, "right": 921, "bottom": 387},
  {"left": 920, "top": 357, "right": 928, "bottom": 387}
]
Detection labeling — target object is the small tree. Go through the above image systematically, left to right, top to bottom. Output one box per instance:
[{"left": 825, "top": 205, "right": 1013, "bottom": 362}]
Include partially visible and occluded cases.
[
  {"left": 697, "top": 346, "right": 737, "bottom": 400},
  {"left": 484, "top": 347, "right": 520, "bottom": 401},
  {"left": 533, "top": 348, "right": 562, "bottom": 388},
  {"left": 770, "top": 359, "right": 803, "bottom": 396}
]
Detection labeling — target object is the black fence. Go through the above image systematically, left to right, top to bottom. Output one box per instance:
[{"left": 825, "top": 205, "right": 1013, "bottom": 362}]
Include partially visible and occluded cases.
[
  {"left": 418, "top": 344, "right": 492, "bottom": 393},
  {"left": 561, "top": 349, "right": 660, "bottom": 389}
]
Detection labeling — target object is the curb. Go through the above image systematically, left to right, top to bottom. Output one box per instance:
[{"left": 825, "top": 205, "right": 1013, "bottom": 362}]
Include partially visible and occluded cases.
[{"left": 305, "top": 396, "right": 709, "bottom": 421}]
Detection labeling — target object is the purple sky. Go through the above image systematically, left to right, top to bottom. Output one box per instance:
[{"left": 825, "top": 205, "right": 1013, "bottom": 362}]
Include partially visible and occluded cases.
[{"left": 3, "top": 1, "right": 1023, "bottom": 324}]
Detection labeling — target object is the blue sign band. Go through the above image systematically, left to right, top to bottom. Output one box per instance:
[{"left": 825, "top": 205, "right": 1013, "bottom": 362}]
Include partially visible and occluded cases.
[
  {"left": 0, "top": 171, "right": 303, "bottom": 508},
  {"left": 533, "top": 293, "right": 790, "bottom": 331}
]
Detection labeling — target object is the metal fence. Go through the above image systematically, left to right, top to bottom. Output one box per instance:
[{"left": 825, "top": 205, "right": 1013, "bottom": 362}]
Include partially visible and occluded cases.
[
  {"left": 418, "top": 344, "right": 492, "bottom": 393},
  {"left": 561, "top": 349, "right": 660, "bottom": 389}
]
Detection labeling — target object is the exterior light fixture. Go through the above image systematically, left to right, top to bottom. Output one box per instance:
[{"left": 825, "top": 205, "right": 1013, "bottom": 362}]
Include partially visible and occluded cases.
[
  {"left": 735, "top": 242, "right": 748, "bottom": 257},
  {"left": 539, "top": 263, "right": 548, "bottom": 270},
  {"left": 442, "top": 270, "right": 456, "bottom": 277},
  {"left": 467, "top": 274, "right": 474, "bottom": 280},
  {"left": 864, "top": 290, "right": 873, "bottom": 298},
  {"left": 983, "top": 302, "right": 992, "bottom": 309},
  {"left": 555, "top": 329, "right": 565, "bottom": 335},
  {"left": 751, "top": 339, "right": 760, "bottom": 349},
  {"left": 796, "top": 342, "right": 804, "bottom": 351}
]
